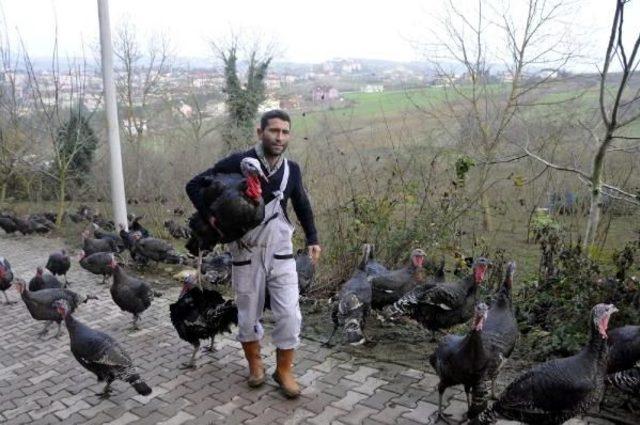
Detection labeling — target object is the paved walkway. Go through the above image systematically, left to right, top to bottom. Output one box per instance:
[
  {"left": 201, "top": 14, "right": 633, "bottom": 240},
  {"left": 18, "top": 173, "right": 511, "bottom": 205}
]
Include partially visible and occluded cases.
[{"left": 0, "top": 234, "right": 616, "bottom": 424}]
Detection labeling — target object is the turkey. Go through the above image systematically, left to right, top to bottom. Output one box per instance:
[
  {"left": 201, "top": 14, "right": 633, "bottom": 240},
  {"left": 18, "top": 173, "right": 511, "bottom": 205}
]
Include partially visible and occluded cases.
[
  {"left": 185, "top": 157, "right": 267, "bottom": 257},
  {"left": 0, "top": 213, "right": 18, "bottom": 234},
  {"left": 28, "top": 214, "right": 55, "bottom": 233},
  {"left": 128, "top": 215, "right": 150, "bottom": 238},
  {"left": 164, "top": 219, "right": 191, "bottom": 239},
  {"left": 92, "top": 223, "right": 125, "bottom": 252},
  {"left": 119, "top": 227, "right": 149, "bottom": 265},
  {"left": 82, "top": 229, "right": 118, "bottom": 255},
  {"left": 129, "top": 233, "right": 184, "bottom": 265},
  {"left": 359, "top": 243, "right": 389, "bottom": 277},
  {"left": 324, "top": 245, "right": 385, "bottom": 346},
  {"left": 370, "top": 248, "right": 427, "bottom": 309},
  {"left": 295, "top": 249, "right": 315, "bottom": 296},
  {"left": 46, "top": 250, "right": 71, "bottom": 285},
  {"left": 79, "top": 251, "right": 115, "bottom": 284},
  {"left": 200, "top": 251, "right": 232, "bottom": 286},
  {"left": 0, "top": 256, "right": 15, "bottom": 304},
  {"left": 383, "top": 258, "right": 491, "bottom": 339},
  {"left": 108, "top": 259, "right": 157, "bottom": 329},
  {"left": 477, "top": 261, "right": 519, "bottom": 403},
  {"left": 29, "top": 266, "right": 64, "bottom": 291},
  {"left": 169, "top": 275, "right": 238, "bottom": 368},
  {"left": 13, "top": 278, "right": 97, "bottom": 338},
  {"left": 54, "top": 299, "right": 152, "bottom": 398},
  {"left": 429, "top": 303, "right": 491, "bottom": 423},
  {"left": 471, "top": 303, "right": 618, "bottom": 425},
  {"left": 604, "top": 325, "right": 640, "bottom": 403},
  {"left": 606, "top": 325, "right": 640, "bottom": 374},
  {"left": 607, "top": 366, "right": 640, "bottom": 397}
]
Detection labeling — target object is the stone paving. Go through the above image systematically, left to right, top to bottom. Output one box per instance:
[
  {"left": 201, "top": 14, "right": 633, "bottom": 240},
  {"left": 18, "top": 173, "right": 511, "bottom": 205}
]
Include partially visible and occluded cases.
[{"left": 0, "top": 234, "right": 616, "bottom": 424}]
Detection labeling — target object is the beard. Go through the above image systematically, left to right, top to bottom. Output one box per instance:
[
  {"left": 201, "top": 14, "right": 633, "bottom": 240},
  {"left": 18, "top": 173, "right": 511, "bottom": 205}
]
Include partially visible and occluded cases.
[{"left": 262, "top": 140, "right": 287, "bottom": 157}]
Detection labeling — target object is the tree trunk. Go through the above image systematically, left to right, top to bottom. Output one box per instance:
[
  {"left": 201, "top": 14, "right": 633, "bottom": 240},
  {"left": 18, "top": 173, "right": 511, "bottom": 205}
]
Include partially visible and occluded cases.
[
  {"left": 583, "top": 139, "right": 609, "bottom": 251},
  {"left": 56, "top": 178, "right": 66, "bottom": 228},
  {"left": 0, "top": 182, "right": 6, "bottom": 204},
  {"left": 481, "top": 193, "right": 492, "bottom": 231}
]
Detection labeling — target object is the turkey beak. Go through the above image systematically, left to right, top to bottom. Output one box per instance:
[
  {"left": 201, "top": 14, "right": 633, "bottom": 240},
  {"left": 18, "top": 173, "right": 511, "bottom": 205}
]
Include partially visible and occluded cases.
[{"left": 259, "top": 171, "right": 269, "bottom": 183}]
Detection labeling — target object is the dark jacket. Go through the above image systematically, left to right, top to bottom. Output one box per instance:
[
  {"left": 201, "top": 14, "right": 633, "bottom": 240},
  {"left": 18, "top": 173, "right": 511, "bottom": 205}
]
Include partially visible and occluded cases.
[{"left": 186, "top": 148, "right": 319, "bottom": 246}]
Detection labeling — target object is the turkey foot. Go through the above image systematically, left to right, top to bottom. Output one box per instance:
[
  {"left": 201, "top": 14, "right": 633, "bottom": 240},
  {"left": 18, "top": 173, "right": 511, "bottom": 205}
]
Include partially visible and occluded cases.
[
  {"left": 38, "top": 322, "right": 51, "bottom": 338},
  {"left": 54, "top": 323, "right": 63, "bottom": 338},
  {"left": 201, "top": 339, "right": 216, "bottom": 352},
  {"left": 180, "top": 345, "right": 199, "bottom": 369},
  {"left": 96, "top": 383, "right": 113, "bottom": 399},
  {"left": 427, "top": 412, "right": 453, "bottom": 425}
]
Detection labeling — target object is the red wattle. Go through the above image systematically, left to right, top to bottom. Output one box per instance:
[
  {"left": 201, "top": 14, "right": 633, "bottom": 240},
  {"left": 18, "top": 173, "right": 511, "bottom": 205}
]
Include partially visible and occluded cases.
[{"left": 245, "top": 175, "right": 262, "bottom": 201}]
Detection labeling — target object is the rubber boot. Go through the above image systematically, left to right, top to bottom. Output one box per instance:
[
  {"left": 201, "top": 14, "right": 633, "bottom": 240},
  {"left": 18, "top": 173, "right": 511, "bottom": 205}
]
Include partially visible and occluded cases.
[
  {"left": 241, "top": 341, "right": 265, "bottom": 388},
  {"left": 272, "top": 348, "right": 301, "bottom": 398}
]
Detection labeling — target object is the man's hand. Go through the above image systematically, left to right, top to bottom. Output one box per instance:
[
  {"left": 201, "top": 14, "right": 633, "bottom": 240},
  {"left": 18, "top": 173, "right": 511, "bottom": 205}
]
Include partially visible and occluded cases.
[{"left": 308, "top": 244, "right": 321, "bottom": 266}]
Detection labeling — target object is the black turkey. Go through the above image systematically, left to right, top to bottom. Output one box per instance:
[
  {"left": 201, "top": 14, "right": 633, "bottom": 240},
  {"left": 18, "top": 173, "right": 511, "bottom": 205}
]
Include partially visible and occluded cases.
[
  {"left": 185, "top": 157, "right": 267, "bottom": 256},
  {"left": 0, "top": 213, "right": 18, "bottom": 234},
  {"left": 164, "top": 219, "right": 191, "bottom": 239},
  {"left": 92, "top": 223, "right": 125, "bottom": 252},
  {"left": 119, "top": 227, "right": 149, "bottom": 265},
  {"left": 82, "top": 229, "right": 118, "bottom": 255},
  {"left": 130, "top": 233, "right": 184, "bottom": 265},
  {"left": 359, "top": 243, "right": 389, "bottom": 277},
  {"left": 324, "top": 245, "right": 385, "bottom": 346},
  {"left": 370, "top": 248, "right": 427, "bottom": 309},
  {"left": 295, "top": 249, "right": 315, "bottom": 296},
  {"left": 46, "top": 250, "right": 71, "bottom": 285},
  {"left": 79, "top": 251, "right": 115, "bottom": 284},
  {"left": 201, "top": 251, "right": 232, "bottom": 286},
  {"left": 0, "top": 256, "right": 15, "bottom": 304},
  {"left": 383, "top": 258, "right": 491, "bottom": 339},
  {"left": 108, "top": 259, "right": 157, "bottom": 329},
  {"left": 468, "top": 262, "right": 519, "bottom": 419},
  {"left": 29, "top": 266, "right": 64, "bottom": 291},
  {"left": 169, "top": 275, "right": 238, "bottom": 368},
  {"left": 13, "top": 278, "right": 97, "bottom": 338},
  {"left": 54, "top": 299, "right": 152, "bottom": 398},
  {"left": 429, "top": 302, "right": 491, "bottom": 423},
  {"left": 471, "top": 303, "right": 618, "bottom": 425},
  {"left": 604, "top": 325, "right": 640, "bottom": 403},
  {"left": 607, "top": 325, "right": 640, "bottom": 374},
  {"left": 607, "top": 366, "right": 640, "bottom": 397}
]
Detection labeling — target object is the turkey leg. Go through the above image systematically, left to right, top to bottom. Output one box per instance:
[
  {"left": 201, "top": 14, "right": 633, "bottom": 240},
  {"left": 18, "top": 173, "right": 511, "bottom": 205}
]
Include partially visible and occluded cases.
[
  {"left": 3, "top": 291, "right": 16, "bottom": 304},
  {"left": 38, "top": 322, "right": 51, "bottom": 337},
  {"left": 54, "top": 322, "right": 63, "bottom": 338},
  {"left": 202, "top": 337, "right": 216, "bottom": 352},
  {"left": 180, "top": 344, "right": 200, "bottom": 369},
  {"left": 96, "top": 382, "right": 113, "bottom": 398}
]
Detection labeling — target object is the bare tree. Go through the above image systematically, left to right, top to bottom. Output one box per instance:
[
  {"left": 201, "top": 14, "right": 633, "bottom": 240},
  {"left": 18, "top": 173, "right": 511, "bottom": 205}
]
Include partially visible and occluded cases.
[
  {"left": 415, "top": 0, "right": 578, "bottom": 231},
  {"left": 522, "top": 0, "right": 640, "bottom": 250},
  {"left": 113, "top": 20, "right": 173, "bottom": 193},
  {"left": 0, "top": 30, "right": 31, "bottom": 203},
  {"left": 20, "top": 35, "right": 98, "bottom": 225}
]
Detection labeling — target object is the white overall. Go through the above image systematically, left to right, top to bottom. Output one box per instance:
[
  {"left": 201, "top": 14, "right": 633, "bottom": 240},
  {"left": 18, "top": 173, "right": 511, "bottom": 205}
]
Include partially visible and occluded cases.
[{"left": 230, "top": 159, "right": 301, "bottom": 349}]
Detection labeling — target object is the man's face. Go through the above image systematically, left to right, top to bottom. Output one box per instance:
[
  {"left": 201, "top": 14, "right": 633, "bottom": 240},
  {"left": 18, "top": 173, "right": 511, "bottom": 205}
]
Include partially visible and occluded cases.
[{"left": 258, "top": 118, "right": 291, "bottom": 157}]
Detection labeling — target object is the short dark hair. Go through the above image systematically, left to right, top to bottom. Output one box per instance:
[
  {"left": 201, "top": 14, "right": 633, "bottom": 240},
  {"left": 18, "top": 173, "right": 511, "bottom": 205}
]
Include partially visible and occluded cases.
[{"left": 260, "top": 109, "right": 291, "bottom": 130}]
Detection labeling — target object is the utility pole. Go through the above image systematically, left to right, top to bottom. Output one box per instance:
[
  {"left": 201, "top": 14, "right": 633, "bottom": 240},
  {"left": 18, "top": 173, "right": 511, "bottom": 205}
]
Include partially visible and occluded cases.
[{"left": 97, "top": 0, "right": 128, "bottom": 230}]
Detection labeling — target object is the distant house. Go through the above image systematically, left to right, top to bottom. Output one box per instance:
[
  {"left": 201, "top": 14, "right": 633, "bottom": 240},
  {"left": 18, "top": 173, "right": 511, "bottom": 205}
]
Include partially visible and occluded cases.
[
  {"left": 361, "top": 84, "right": 384, "bottom": 93},
  {"left": 312, "top": 86, "right": 340, "bottom": 103},
  {"left": 279, "top": 95, "right": 302, "bottom": 110},
  {"left": 258, "top": 98, "right": 281, "bottom": 113}
]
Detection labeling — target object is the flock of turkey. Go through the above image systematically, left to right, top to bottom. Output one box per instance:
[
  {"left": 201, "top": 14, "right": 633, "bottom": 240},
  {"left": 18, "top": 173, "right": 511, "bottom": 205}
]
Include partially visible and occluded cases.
[{"left": 1, "top": 199, "right": 639, "bottom": 424}]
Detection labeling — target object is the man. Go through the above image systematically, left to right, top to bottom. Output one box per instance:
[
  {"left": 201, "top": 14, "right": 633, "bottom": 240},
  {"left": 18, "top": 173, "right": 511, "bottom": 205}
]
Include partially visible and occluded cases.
[{"left": 185, "top": 109, "right": 321, "bottom": 398}]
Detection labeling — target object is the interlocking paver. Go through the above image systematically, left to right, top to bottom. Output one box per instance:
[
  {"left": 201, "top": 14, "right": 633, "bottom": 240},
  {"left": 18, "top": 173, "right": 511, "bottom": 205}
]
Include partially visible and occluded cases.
[{"left": 0, "top": 234, "right": 618, "bottom": 425}]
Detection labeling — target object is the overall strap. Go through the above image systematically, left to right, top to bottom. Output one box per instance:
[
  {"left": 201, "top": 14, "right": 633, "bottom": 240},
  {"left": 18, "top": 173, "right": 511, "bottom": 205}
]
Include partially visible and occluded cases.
[{"left": 272, "top": 159, "right": 289, "bottom": 201}]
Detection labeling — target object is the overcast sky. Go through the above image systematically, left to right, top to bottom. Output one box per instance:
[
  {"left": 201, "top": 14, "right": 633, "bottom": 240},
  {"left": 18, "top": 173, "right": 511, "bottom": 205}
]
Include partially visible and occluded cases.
[{"left": 0, "top": 0, "right": 637, "bottom": 68}]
